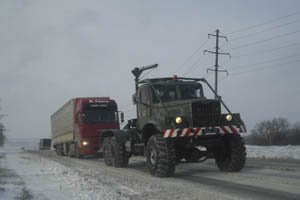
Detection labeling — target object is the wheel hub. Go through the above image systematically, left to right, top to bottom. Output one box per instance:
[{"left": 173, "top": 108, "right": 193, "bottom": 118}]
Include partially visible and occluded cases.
[{"left": 150, "top": 149, "right": 157, "bottom": 165}]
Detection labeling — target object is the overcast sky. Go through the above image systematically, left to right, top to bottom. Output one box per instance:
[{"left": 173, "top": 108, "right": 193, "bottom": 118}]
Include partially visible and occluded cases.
[{"left": 1, "top": 0, "right": 300, "bottom": 139}]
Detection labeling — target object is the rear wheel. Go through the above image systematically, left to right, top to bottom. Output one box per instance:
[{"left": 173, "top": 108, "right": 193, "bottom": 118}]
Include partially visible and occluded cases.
[
  {"left": 146, "top": 134, "right": 176, "bottom": 177},
  {"left": 215, "top": 134, "right": 246, "bottom": 172},
  {"left": 111, "top": 136, "right": 129, "bottom": 167},
  {"left": 103, "top": 137, "right": 113, "bottom": 166},
  {"left": 67, "top": 143, "right": 75, "bottom": 157},
  {"left": 75, "top": 143, "right": 82, "bottom": 159},
  {"left": 56, "top": 144, "right": 64, "bottom": 156}
]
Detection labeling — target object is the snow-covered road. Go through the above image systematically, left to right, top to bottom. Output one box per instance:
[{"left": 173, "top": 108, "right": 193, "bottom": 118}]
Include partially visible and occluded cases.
[{"left": 1, "top": 139, "right": 300, "bottom": 200}]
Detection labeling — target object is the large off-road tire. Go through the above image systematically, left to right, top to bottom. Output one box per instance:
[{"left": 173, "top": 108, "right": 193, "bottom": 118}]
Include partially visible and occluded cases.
[
  {"left": 146, "top": 134, "right": 176, "bottom": 177},
  {"left": 215, "top": 134, "right": 246, "bottom": 172},
  {"left": 111, "top": 136, "right": 129, "bottom": 168},
  {"left": 103, "top": 137, "right": 113, "bottom": 166}
]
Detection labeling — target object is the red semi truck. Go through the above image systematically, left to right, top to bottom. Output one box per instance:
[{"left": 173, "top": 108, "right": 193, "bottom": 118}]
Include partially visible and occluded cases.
[{"left": 51, "top": 97, "right": 122, "bottom": 157}]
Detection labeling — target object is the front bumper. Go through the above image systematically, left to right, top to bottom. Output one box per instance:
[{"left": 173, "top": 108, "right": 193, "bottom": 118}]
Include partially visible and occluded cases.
[{"left": 162, "top": 125, "right": 246, "bottom": 138}]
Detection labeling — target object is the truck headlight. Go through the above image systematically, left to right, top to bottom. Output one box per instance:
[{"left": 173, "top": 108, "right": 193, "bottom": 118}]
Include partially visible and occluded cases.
[
  {"left": 226, "top": 114, "right": 232, "bottom": 122},
  {"left": 175, "top": 116, "right": 182, "bottom": 124},
  {"left": 82, "top": 141, "right": 88, "bottom": 146}
]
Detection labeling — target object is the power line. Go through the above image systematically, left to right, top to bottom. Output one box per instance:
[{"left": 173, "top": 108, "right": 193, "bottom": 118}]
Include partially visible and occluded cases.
[
  {"left": 226, "top": 11, "right": 300, "bottom": 35},
  {"left": 230, "top": 19, "right": 300, "bottom": 41},
  {"left": 224, "top": 29, "right": 300, "bottom": 51},
  {"left": 173, "top": 39, "right": 210, "bottom": 74},
  {"left": 219, "top": 42, "right": 299, "bottom": 66},
  {"left": 230, "top": 43, "right": 300, "bottom": 59},
  {"left": 230, "top": 54, "right": 300, "bottom": 70},
  {"left": 182, "top": 55, "right": 210, "bottom": 76},
  {"left": 230, "top": 59, "right": 300, "bottom": 76}
]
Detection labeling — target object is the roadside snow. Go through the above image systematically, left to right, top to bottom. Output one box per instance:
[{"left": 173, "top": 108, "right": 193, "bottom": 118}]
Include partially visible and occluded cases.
[
  {"left": 1, "top": 139, "right": 133, "bottom": 200},
  {"left": 1, "top": 139, "right": 300, "bottom": 200},
  {"left": 246, "top": 145, "right": 300, "bottom": 160}
]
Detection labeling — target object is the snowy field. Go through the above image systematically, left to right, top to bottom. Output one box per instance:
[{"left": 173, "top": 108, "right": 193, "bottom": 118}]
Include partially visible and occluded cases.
[
  {"left": 1, "top": 139, "right": 300, "bottom": 200},
  {"left": 246, "top": 145, "right": 300, "bottom": 160}
]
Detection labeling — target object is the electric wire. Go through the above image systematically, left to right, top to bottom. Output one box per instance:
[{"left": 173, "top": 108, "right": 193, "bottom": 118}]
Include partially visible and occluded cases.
[
  {"left": 226, "top": 11, "right": 300, "bottom": 35},
  {"left": 230, "top": 19, "right": 300, "bottom": 41},
  {"left": 224, "top": 29, "right": 300, "bottom": 51},
  {"left": 173, "top": 39, "right": 210, "bottom": 74},
  {"left": 230, "top": 43, "right": 300, "bottom": 59},
  {"left": 229, "top": 54, "right": 300, "bottom": 70},
  {"left": 182, "top": 56, "right": 210, "bottom": 76},
  {"left": 230, "top": 59, "right": 300, "bottom": 76}
]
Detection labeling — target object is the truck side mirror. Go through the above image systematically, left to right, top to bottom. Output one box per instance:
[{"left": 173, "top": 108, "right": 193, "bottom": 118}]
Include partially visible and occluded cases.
[
  {"left": 132, "top": 94, "right": 137, "bottom": 105},
  {"left": 120, "top": 112, "right": 124, "bottom": 123}
]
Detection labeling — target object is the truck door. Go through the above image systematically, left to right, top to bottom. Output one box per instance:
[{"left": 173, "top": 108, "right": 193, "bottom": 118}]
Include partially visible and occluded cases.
[{"left": 138, "top": 86, "right": 151, "bottom": 128}]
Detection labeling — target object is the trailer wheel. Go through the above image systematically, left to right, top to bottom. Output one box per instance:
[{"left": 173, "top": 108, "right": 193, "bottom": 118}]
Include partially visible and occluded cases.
[
  {"left": 146, "top": 134, "right": 176, "bottom": 177},
  {"left": 215, "top": 134, "right": 246, "bottom": 172},
  {"left": 111, "top": 136, "right": 129, "bottom": 167},
  {"left": 103, "top": 137, "right": 113, "bottom": 166},
  {"left": 56, "top": 144, "right": 64, "bottom": 156},
  {"left": 75, "top": 144, "right": 82, "bottom": 159},
  {"left": 55, "top": 145, "right": 60, "bottom": 156}
]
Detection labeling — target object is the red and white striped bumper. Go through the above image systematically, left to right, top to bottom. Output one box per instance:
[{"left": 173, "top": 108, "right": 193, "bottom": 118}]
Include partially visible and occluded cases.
[{"left": 162, "top": 125, "right": 246, "bottom": 138}]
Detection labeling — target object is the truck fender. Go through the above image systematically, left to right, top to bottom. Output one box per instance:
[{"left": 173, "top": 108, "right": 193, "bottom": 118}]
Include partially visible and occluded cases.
[
  {"left": 145, "top": 120, "right": 162, "bottom": 132},
  {"left": 142, "top": 121, "right": 162, "bottom": 144},
  {"left": 101, "top": 129, "right": 130, "bottom": 144}
]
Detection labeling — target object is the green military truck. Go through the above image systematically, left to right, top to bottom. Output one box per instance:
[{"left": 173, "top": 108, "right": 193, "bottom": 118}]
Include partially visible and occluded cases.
[{"left": 101, "top": 64, "right": 246, "bottom": 177}]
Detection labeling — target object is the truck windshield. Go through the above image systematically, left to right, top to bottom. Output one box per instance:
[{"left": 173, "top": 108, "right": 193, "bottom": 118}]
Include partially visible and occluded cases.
[
  {"left": 153, "top": 84, "right": 203, "bottom": 103},
  {"left": 179, "top": 85, "right": 203, "bottom": 100},
  {"left": 82, "top": 109, "right": 117, "bottom": 124}
]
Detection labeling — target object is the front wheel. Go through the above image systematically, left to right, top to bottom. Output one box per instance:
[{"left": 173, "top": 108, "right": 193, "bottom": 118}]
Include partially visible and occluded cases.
[
  {"left": 146, "top": 134, "right": 176, "bottom": 177},
  {"left": 215, "top": 134, "right": 246, "bottom": 172},
  {"left": 111, "top": 136, "right": 129, "bottom": 167},
  {"left": 103, "top": 137, "right": 113, "bottom": 166}
]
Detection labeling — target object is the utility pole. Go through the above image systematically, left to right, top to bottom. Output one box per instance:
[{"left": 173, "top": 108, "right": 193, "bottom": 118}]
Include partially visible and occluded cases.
[{"left": 204, "top": 29, "right": 230, "bottom": 99}]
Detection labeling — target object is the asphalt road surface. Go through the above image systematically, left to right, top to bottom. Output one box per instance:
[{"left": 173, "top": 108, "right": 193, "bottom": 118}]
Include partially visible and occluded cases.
[{"left": 35, "top": 150, "right": 300, "bottom": 200}]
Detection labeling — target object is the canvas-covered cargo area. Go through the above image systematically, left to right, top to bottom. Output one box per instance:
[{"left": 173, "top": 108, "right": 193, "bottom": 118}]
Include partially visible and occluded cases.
[{"left": 51, "top": 99, "right": 75, "bottom": 145}]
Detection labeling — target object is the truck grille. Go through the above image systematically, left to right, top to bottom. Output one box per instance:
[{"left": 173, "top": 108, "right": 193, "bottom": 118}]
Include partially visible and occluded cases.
[{"left": 192, "top": 100, "right": 221, "bottom": 127}]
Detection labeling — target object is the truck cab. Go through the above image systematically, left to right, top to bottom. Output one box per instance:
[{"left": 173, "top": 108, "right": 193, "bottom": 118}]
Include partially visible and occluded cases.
[
  {"left": 135, "top": 77, "right": 245, "bottom": 143},
  {"left": 75, "top": 98, "right": 121, "bottom": 155}
]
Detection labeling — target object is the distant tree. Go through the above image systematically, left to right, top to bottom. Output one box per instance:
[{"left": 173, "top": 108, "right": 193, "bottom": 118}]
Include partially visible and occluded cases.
[
  {"left": 0, "top": 103, "right": 5, "bottom": 146},
  {"left": 250, "top": 117, "right": 289, "bottom": 145},
  {"left": 286, "top": 122, "right": 300, "bottom": 145},
  {"left": 292, "top": 122, "right": 300, "bottom": 132},
  {"left": 0, "top": 123, "right": 4, "bottom": 145}
]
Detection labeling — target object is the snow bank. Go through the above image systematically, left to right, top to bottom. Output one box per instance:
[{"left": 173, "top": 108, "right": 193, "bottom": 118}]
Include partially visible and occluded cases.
[
  {"left": 1, "top": 139, "right": 134, "bottom": 200},
  {"left": 246, "top": 145, "right": 300, "bottom": 160}
]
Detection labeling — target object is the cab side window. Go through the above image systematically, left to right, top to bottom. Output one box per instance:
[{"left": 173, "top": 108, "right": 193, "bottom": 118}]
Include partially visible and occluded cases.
[
  {"left": 139, "top": 87, "right": 149, "bottom": 104},
  {"left": 149, "top": 87, "right": 162, "bottom": 104}
]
